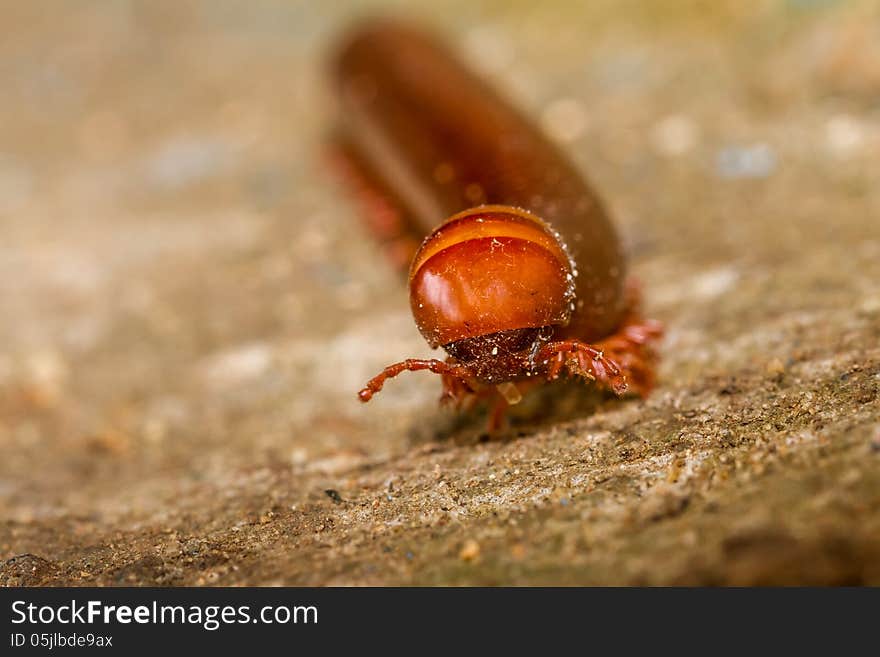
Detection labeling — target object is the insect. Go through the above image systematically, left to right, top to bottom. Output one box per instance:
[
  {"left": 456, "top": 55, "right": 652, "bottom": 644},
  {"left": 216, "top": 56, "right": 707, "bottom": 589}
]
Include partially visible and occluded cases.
[{"left": 331, "top": 20, "right": 662, "bottom": 429}]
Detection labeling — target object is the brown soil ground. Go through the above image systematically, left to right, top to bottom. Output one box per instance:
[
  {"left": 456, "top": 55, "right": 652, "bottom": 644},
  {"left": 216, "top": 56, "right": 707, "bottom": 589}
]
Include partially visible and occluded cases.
[{"left": 1, "top": 0, "right": 879, "bottom": 586}]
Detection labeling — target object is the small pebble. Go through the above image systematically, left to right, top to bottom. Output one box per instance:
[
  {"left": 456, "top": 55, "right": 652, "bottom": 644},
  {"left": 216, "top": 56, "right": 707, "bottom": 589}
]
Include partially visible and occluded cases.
[
  {"left": 541, "top": 98, "right": 588, "bottom": 143},
  {"left": 651, "top": 114, "right": 699, "bottom": 156},
  {"left": 826, "top": 114, "right": 864, "bottom": 156},
  {"left": 145, "top": 136, "right": 232, "bottom": 189},
  {"left": 716, "top": 143, "right": 777, "bottom": 179},
  {"left": 200, "top": 343, "right": 272, "bottom": 388},
  {"left": 766, "top": 358, "right": 786, "bottom": 376},
  {"left": 666, "top": 458, "right": 682, "bottom": 483},
  {"left": 459, "top": 539, "right": 481, "bottom": 562}
]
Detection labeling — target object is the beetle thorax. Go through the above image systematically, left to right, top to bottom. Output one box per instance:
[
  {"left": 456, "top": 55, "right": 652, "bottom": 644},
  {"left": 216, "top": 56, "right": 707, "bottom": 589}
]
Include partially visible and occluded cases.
[{"left": 443, "top": 327, "right": 551, "bottom": 383}]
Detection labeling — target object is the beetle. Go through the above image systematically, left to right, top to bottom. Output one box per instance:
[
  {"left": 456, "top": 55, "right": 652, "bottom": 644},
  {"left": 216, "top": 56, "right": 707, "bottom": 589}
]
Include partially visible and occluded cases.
[{"left": 331, "top": 20, "right": 662, "bottom": 429}]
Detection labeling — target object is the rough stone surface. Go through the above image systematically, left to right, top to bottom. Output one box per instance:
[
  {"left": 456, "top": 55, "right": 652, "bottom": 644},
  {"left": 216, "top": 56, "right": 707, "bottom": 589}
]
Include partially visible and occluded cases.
[{"left": 1, "top": 0, "right": 878, "bottom": 586}]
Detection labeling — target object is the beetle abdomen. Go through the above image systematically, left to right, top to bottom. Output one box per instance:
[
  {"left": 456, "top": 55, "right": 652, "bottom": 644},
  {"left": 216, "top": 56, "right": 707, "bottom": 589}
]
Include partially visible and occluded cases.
[{"left": 335, "top": 20, "right": 627, "bottom": 341}]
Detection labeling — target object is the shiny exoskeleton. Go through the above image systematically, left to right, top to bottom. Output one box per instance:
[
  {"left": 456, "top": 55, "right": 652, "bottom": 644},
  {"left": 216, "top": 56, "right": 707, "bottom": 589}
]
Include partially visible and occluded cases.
[{"left": 331, "top": 20, "right": 662, "bottom": 428}]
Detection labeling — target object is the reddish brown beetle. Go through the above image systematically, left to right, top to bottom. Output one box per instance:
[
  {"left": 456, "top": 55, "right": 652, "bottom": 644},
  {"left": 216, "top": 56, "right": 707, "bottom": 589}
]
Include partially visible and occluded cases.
[{"left": 331, "top": 20, "right": 662, "bottom": 428}]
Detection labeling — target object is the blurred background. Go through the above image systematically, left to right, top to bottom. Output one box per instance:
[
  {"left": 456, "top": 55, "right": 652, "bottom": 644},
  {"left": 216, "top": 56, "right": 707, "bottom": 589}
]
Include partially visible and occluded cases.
[{"left": 1, "top": 0, "right": 878, "bottom": 585}]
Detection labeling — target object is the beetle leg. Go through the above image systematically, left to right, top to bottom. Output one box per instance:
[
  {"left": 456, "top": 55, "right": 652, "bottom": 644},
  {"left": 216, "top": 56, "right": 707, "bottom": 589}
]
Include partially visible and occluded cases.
[
  {"left": 327, "top": 136, "right": 422, "bottom": 271},
  {"left": 542, "top": 277, "right": 663, "bottom": 397},
  {"left": 592, "top": 319, "right": 663, "bottom": 396},
  {"left": 537, "top": 340, "right": 628, "bottom": 395},
  {"left": 546, "top": 350, "right": 566, "bottom": 380},
  {"left": 575, "top": 350, "right": 597, "bottom": 382},
  {"left": 358, "top": 358, "right": 473, "bottom": 402},
  {"left": 439, "top": 369, "right": 478, "bottom": 408},
  {"left": 487, "top": 395, "right": 510, "bottom": 434}
]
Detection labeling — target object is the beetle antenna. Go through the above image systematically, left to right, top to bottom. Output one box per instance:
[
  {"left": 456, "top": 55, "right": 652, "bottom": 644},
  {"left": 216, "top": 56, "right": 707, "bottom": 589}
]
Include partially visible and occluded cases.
[{"left": 358, "top": 359, "right": 472, "bottom": 402}]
